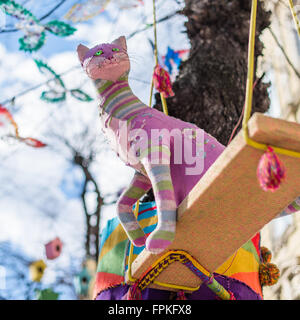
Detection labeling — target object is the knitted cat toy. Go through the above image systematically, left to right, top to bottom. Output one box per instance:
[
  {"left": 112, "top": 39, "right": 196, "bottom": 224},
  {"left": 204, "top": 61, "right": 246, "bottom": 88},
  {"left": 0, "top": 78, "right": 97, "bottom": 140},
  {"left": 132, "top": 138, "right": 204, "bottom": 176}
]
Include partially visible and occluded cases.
[
  {"left": 77, "top": 36, "right": 298, "bottom": 254},
  {"left": 77, "top": 37, "right": 225, "bottom": 254}
]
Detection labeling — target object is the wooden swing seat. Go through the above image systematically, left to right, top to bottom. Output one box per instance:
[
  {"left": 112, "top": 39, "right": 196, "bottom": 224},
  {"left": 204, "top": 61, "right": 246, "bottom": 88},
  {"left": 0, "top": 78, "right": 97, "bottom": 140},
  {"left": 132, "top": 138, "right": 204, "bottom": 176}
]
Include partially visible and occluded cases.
[{"left": 126, "top": 112, "right": 300, "bottom": 291}]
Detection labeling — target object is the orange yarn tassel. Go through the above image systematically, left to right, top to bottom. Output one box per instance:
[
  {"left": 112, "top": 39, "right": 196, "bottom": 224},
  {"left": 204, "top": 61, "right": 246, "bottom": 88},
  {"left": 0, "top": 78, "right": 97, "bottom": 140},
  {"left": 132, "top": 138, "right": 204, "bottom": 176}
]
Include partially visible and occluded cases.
[
  {"left": 153, "top": 64, "right": 174, "bottom": 98},
  {"left": 257, "top": 146, "right": 286, "bottom": 191},
  {"left": 259, "top": 246, "right": 280, "bottom": 286},
  {"left": 260, "top": 246, "right": 272, "bottom": 263},
  {"left": 259, "top": 262, "right": 280, "bottom": 286}
]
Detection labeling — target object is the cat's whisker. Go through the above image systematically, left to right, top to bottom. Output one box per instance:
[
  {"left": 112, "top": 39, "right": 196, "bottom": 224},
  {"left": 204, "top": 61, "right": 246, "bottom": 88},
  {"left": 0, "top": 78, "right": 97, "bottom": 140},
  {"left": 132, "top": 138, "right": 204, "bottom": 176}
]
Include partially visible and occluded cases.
[
  {"left": 127, "top": 52, "right": 143, "bottom": 60},
  {"left": 125, "top": 56, "right": 140, "bottom": 65},
  {"left": 128, "top": 56, "right": 143, "bottom": 63}
]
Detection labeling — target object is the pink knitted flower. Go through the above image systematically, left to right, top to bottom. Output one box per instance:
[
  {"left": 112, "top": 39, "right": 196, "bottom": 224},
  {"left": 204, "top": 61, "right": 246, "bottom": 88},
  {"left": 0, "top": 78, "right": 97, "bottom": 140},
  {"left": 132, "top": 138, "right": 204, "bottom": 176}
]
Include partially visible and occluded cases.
[
  {"left": 153, "top": 64, "right": 174, "bottom": 98},
  {"left": 257, "top": 146, "right": 286, "bottom": 191}
]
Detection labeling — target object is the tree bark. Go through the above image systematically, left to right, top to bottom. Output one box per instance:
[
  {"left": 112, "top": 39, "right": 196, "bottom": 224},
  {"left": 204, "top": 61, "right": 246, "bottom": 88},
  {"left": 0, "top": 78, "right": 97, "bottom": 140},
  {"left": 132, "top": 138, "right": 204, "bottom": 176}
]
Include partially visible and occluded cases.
[{"left": 156, "top": 0, "right": 271, "bottom": 145}]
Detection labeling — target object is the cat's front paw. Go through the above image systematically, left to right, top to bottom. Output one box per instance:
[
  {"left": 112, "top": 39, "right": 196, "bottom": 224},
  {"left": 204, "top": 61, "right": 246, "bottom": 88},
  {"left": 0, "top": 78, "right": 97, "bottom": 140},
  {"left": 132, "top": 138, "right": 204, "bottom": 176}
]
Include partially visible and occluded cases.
[{"left": 132, "top": 235, "right": 147, "bottom": 247}]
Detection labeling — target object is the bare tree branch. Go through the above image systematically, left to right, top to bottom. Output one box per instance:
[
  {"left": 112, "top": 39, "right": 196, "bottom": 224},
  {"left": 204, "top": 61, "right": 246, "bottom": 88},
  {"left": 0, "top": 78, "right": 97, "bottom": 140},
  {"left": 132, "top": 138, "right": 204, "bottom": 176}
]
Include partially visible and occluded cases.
[
  {"left": 127, "top": 10, "right": 180, "bottom": 39},
  {"left": 268, "top": 26, "right": 300, "bottom": 80}
]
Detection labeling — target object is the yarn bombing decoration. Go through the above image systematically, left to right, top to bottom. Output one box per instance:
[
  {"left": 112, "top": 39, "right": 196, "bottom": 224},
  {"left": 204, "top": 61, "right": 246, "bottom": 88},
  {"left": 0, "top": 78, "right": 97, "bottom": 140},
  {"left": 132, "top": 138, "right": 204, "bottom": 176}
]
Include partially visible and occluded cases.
[
  {"left": 0, "top": 0, "right": 76, "bottom": 52},
  {"left": 64, "top": 0, "right": 110, "bottom": 23},
  {"left": 65, "top": 0, "right": 143, "bottom": 23},
  {"left": 77, "top": 36, "right": 225, "bottom": 254},
  {"left": 163, "top": 47, "right": 189, "bottom": 79},
  {"left": 34, "top": 60, "right": 93, "bottom": 103},
  {"left": 153, "top": 64, "right": 175, "bottom": 98},
  {"left": 0, "top": 105, "right": 46, "bottom": 148},
  {"left": 0, "top": 105, "right": 18, "bottom": 134},
  {"left": 18, "top": 137, "right": 47, "bottom": 148},
  {"left": 257, "top": 146, "right": 286, "bottom": 191},
  {"left": 94, "top": 202, "right": 266, "bottom": 300},
  {"left": 45, "top": 237, "right": 63, "bottom": 260},
  {"left": 259, "top": 247, "right": 280, "bottom": 286},
  {"left": 29, "top": 260, "right": 47, "bottom": 282},
  {"left": 74, "top": 267, "right": 93, "bottom": 297},
  {"left": 36, "top": 288, "right": 59, "bottom": 300}
]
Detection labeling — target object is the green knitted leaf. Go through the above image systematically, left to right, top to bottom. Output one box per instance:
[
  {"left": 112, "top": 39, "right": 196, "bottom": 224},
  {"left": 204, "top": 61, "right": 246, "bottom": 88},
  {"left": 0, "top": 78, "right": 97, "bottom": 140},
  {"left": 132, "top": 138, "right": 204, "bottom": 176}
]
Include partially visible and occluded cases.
[
  {"left": 0, "top": 0, "right": 38, "bottom": 21},
  {"left": 1, "top": 1, "right": 76, "bottom": 52},
  {"left": 45, "top": 20, "right": 76, "bottom": 37},
  {"left": 18, "top": 32, "right": 45, "bottom": 52},
  {"left": 34, "top": 59, "right": 65, "bottom": 89},
  {"left": 70, "top": 89, "right": 93, "bottom": 102},
  {"left": 40, "top": 90, "right": 66, "bottom": 103},
  {"left": 36, "top": 288, "right": 59, "bottom": 300}
]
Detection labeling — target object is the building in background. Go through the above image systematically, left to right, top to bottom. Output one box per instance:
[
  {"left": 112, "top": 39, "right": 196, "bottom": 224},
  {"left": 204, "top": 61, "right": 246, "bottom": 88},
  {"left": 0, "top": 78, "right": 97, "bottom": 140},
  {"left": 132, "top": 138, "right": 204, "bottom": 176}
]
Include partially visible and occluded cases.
[{"left": 260, "top": 0, "right": 300, "bottom": 300}]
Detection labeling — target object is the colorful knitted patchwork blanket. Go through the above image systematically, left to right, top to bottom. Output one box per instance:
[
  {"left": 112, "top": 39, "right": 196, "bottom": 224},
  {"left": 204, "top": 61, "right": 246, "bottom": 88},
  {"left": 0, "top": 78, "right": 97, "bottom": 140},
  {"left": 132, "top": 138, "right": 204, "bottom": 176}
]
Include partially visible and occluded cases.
[{"left": 93, "top": 202, "right": 262, "bottom": 299}]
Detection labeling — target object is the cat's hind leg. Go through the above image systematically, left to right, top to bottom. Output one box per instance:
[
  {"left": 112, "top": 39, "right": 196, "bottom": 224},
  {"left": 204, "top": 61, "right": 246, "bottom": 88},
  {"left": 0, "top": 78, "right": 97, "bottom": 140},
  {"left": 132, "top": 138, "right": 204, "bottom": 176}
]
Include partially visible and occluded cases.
[
  {"left": 141, "top": 159, "right": 177, "bottom": 254},
  {"left": 117, "top": 171, "right": 152, "bottom": 247}
]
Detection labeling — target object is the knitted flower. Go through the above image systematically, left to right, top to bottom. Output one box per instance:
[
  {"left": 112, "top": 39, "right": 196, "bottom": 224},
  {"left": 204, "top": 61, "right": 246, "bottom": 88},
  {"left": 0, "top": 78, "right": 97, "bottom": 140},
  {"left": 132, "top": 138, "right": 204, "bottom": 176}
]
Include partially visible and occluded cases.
[{"left": 153, "top": 64, "right": 175, "bottom": 98}]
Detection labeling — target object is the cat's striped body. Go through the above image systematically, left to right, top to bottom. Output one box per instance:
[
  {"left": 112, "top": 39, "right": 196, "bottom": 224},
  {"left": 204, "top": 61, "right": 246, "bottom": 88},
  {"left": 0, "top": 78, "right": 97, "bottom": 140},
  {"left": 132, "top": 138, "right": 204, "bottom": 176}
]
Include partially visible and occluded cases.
[
  {"left": 94, "top": 75, "right": 225, "bottom": 253},
  {"left": 95, "top": 76, "right": 147, "bottom": 121}
]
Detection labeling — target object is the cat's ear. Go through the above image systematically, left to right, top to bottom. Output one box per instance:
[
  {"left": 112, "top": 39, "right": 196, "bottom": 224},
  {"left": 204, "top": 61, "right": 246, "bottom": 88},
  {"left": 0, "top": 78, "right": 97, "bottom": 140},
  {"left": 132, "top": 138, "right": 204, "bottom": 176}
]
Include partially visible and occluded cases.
[
  {"left": 112, "top": 36, "right": 127, "bottom": 51},
  {"left": 77, "top": 44, "right": 89, "bottom": 64}
]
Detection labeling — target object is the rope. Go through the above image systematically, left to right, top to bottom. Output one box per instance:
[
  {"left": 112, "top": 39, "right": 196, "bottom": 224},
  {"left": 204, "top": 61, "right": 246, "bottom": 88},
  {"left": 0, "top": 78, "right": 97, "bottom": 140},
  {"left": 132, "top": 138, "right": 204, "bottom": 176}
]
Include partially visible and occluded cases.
[
  {"left": 149, "top": 0, "right": 169, "bottom": 114},
  {"left": 242, "top": 0, "right": 300, "bottom": 158},
  {"left": 288, "top": 0, "right": 300, "bottom": 37},
  {"left": 130, "top": 250, "right": 234, "bottom": 300}
]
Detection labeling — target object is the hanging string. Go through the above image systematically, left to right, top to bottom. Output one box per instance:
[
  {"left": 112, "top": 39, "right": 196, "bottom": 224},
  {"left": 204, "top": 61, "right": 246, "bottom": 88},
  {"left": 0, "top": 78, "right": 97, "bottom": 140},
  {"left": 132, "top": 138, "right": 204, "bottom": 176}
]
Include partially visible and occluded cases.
[
  {"left": 148, "top": 0, "right": 170, "bottom": 114},
  {"left": 242, "top": 0, "right": 300, "bottom": 159},
  {"left": 288, "top": 0, "right": 300, "bottom": 37},
  {"left": 227, "top": 76, "right": 262, "bottom": 145}
]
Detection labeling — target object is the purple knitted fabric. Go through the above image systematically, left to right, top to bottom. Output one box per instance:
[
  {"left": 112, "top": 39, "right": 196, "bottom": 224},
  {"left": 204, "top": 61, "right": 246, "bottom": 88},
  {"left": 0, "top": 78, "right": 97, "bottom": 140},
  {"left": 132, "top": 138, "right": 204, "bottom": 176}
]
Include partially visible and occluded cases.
[{"left": 95, "top": 273, "right": 262, "bottom": 300}]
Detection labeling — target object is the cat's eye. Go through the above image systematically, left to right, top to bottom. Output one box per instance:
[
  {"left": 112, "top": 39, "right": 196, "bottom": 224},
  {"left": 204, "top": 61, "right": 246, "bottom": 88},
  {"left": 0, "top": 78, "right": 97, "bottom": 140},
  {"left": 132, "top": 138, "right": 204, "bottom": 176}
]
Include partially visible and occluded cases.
[
  {"left": 112, "top": 48, "right": 120, "bottom": 52},
  {"left": 94, "top": 50, "right": 103, "bottom": 56}
]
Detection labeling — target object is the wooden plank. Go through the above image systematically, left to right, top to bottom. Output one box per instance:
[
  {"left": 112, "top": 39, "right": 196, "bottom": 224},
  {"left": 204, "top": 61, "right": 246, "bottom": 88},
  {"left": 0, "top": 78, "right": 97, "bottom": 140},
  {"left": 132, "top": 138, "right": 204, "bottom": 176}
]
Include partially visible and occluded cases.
[{"left": 126, "top": 113, "right": 300, "bottom": 291}]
